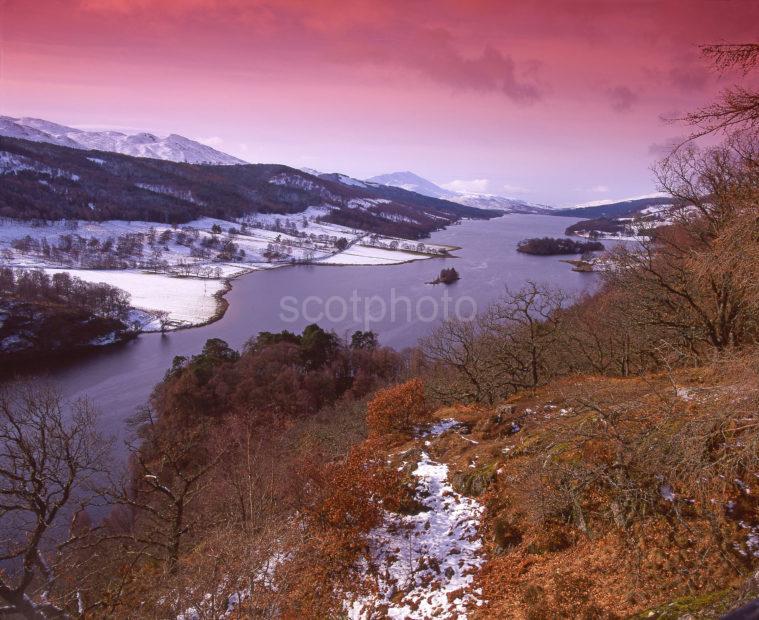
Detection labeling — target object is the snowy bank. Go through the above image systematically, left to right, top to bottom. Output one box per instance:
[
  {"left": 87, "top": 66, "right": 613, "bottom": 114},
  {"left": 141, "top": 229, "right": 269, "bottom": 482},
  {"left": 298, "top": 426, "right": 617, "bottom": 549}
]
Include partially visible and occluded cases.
[{"left": 44, "top": 268, "right": 228, "bottom": 330}]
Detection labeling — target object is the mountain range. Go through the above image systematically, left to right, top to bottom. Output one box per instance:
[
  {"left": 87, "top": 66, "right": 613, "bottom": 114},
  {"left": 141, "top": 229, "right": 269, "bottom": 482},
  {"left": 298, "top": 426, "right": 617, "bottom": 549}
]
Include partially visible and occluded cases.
[
  {"left": 0, "top": 116, "right": 668, "bottom": 229},
  {"left": 0, "top": 117, "right": 245, "bottom": 165},
  {"left": 0, "top": 118, "right": 548, "bottom": 215},
  {"left": 0, "top": 135, "right": 497, "bottom": 239},
  {"left": 365, "top": 171, "right": 551, "bottom": 214}
]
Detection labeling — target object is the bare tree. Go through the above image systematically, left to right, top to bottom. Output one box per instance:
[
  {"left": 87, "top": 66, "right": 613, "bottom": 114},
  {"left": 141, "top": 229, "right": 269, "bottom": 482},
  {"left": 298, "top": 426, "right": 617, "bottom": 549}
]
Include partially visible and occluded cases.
[
  {"left": 678, "top": 42, "right": 759, "bottom": 140},
  {"left": 607, "top": 135, "right": 759, "bottom": 354},
  {"left": 483, "top": 282, "right": 568, "bottom": 391},
  {"left": 422, "top": 283, "right": 568, "bottom": 403},
  {"left": 556, "top": 287, "right": 662, "bottom": 377},
  {"left": 153, "top": 310, "right": 171, "bottom": 333},
  {"left": 420, "top": 317, "right": 506, "bottom": 404},
  {"left": 0, "top": 383, "right": 109, "bottom": 619},
  {"left": 108, "top": 408, "right": 223, "bottom": 572}
]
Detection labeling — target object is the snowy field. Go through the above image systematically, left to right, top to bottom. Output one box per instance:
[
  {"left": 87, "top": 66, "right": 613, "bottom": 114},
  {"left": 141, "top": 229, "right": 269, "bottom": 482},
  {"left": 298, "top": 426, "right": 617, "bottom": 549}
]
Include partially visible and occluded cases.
[
  {"left": 0, "top": 215, "right": 356, "bottom": 269},
  {"left": 319, "top": 244, "right": 432, "bottom": 265},
  {"left": 44, "top": 268, "right": 228, "bottom": 330}
]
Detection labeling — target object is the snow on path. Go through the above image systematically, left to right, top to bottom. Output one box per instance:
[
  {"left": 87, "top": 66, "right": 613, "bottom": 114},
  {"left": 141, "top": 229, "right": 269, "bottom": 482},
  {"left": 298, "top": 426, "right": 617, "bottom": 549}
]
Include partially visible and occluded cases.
[{"left": 349, "top": 429, "right": 485, "bottom": 619}]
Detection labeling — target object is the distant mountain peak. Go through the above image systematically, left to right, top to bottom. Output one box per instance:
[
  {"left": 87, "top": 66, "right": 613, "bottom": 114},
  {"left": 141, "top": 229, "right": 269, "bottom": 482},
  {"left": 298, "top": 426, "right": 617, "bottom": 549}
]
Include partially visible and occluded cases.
[
  {"left": 0, "top": 116, "right": 246, "bottom": 165},
  {"left": 366, "top": 170, "right": 550, "bottom": 214},
  {"left": 365, "top": 171, "right": 454, "bottom": 199},
  {"left": 572, "top": 192, "right": 669, "bottom": 209}
]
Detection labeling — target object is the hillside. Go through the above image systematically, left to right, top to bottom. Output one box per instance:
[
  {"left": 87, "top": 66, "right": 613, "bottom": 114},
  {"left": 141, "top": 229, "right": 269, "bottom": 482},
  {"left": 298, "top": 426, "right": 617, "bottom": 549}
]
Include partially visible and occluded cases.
[
  {"left": 0, "top": 137, "right": 496, "bottom": 238},
  {"left": 553, "top": 196, "right": 674, "bottom": 219},
  {"left": 554, "top": 196, "right": 683, "bottom": 239},
  {"left": 25, "top": 331, "right": 756, "bottom": 618},
  {"left": 373, "top": 365, "right": 759, "bottom": 618}
]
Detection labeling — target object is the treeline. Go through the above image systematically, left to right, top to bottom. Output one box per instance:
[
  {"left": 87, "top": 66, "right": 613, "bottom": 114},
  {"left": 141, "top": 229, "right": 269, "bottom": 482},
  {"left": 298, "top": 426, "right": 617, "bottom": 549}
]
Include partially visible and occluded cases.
[
  {"left": 516, "top": 236, "right": 605, "bottom": 255},
  {"left": 0, "top": 267, "right": 130, "bottom": 319}
]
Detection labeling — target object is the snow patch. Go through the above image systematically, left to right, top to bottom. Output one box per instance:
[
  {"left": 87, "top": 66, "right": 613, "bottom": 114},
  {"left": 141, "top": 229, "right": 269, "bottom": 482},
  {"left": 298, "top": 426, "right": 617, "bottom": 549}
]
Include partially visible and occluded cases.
[
  {"left": 319, "top": 245, "right": 431, "bottom": 266},
  {"left": 423, "top": 418, "right": 460, "bottom": 437},
  {"left": 347, "top": 450, "right": 485, "bottom": 619}
]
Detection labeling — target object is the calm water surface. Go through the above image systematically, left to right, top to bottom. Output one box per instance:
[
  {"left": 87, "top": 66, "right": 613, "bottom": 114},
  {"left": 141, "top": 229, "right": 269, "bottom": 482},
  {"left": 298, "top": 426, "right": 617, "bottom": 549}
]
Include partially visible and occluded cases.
[{"left": 29, "top": 214, "right": 613, "bottom": 443}]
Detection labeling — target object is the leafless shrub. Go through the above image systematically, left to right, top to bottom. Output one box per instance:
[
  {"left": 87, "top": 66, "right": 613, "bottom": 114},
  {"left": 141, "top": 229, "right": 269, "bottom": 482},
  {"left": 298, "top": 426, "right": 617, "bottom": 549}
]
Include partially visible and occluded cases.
[
  {"left": 422, "top": 282, "right": 568, "bottom": 403},
  {"left": 0, "top": 382, "right": 110, "bottom": 618}
]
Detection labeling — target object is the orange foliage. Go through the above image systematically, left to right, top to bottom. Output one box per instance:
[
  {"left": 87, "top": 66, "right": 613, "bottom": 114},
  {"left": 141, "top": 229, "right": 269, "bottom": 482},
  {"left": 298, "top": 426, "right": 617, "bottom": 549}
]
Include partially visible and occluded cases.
[
  {"left": 366, "top": 378, "right": 430, "bottom": 436},
  {"left": 278, "top": 437, "right": 408, "bottom": 617},
  {"left": 315, "top": 437, "right": 402, "bottom": 540}
]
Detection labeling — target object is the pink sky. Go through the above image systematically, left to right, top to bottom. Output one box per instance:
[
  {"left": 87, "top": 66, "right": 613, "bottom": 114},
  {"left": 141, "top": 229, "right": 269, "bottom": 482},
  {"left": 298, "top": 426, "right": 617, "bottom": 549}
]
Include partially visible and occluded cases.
[{"left": 1, "top": 0, "right": 757, "bottom": 205}]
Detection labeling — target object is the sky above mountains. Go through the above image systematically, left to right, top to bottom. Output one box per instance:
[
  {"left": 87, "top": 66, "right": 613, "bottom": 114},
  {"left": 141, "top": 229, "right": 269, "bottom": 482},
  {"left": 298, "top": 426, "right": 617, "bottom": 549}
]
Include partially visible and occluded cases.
[{"left": 1, "top": 0, "right": 757, "bottom": 205}]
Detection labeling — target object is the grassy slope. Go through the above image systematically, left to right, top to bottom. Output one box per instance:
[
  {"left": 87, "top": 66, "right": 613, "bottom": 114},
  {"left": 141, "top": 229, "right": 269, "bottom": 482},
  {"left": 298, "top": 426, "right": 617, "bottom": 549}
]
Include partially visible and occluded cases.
[{"left": 414, "top": 367, "right": 759, "bottom": 618}]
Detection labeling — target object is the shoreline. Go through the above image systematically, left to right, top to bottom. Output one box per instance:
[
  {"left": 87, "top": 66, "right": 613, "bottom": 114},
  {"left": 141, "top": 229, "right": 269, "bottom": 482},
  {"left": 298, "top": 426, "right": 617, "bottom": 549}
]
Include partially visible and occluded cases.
[
  {"left": 1, "top": 212, "right": 474, "bottom": 336},
  {"left": 2, "top": 214, "right": 482, "bottom": 342},
  {"left": 0, "top": 239, "right": 460, "bottom": 373},
  {"left": 146, "top": 248, "right": 457, "bottom": 335}
]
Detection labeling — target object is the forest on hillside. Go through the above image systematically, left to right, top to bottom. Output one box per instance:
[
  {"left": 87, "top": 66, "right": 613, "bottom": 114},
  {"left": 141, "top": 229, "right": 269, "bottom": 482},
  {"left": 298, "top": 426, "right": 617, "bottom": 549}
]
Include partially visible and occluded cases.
[
  {"left": 2, "top": 43, "right": 759, "bottom": 619},
  {"left": 0, "top": 139, "right": 495, "bottom": 238}
]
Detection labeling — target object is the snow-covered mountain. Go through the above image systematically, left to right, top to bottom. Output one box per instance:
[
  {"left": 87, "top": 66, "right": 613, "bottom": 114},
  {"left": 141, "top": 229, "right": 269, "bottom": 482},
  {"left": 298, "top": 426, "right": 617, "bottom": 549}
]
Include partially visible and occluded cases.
[
  {"left": 0, "top": 116, "right": 246, "bottom": 165},
  {"left": 366, "top": 170, "right": 550, "bottom": 213},
  {"left": 366, "top": 171, "right": 454, "bottom": 199},
  {"left": 317, "top": 172, "right": 379, "bottom": 189},
  {"left": 452, "top": 193, "right": 551, "bottom": 214}
]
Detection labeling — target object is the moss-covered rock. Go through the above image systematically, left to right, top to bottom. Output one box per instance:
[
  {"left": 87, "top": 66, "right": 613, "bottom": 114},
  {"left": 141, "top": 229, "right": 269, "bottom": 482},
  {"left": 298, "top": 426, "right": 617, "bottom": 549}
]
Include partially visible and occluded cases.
[{"left": 451, "top": 462, "right": 497, "bottom": 497}]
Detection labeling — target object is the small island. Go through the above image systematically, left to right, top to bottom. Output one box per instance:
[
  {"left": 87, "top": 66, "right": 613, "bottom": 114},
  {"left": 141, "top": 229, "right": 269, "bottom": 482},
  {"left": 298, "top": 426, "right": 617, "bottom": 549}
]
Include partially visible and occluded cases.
[
  {"left": 516, "top": 237, "right": 605, "bottom": 255},
  {"left": 560, "top": 259, "right": 595, "bottom": 272},
  {"left": 430, "top": 267, "right": 460, "bottom": 285}
]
